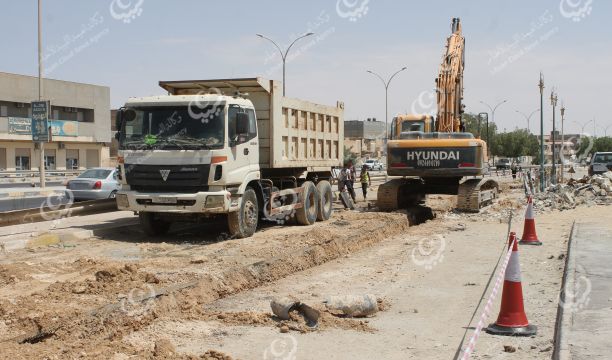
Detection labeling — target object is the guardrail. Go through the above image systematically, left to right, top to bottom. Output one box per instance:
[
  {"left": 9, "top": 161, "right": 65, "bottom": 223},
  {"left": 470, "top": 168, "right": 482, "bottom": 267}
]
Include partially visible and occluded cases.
[
  {"left": 0, "top": 170, "right": 83, "bottom": 178},
  {"left": 0, "top": 199, "right": 117, "bottom": 227}
]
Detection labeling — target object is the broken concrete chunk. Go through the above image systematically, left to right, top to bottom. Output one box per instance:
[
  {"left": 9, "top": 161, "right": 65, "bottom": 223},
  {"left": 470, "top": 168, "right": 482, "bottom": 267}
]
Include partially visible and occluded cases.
[{"left": 270, "top": 297, "right": 320, "bottom": 328}]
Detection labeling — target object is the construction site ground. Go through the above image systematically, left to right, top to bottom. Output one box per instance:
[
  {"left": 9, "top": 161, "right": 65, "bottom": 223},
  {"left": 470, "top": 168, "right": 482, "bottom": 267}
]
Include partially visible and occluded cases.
[{"left": 0, "top": 170, "right": 608, "bottom": 359}]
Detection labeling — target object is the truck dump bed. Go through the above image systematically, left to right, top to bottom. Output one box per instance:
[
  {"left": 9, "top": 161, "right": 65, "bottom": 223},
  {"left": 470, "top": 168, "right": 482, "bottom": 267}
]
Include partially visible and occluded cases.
[{"left": 159, "top": 77, "right": 344, "bottom": 170}]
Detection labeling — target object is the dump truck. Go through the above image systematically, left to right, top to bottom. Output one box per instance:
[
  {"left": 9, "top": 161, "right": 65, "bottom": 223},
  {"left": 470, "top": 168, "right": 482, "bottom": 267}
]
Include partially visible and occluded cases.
[{"left": 114, "top": 78, "right": 344, "bottom": 238}]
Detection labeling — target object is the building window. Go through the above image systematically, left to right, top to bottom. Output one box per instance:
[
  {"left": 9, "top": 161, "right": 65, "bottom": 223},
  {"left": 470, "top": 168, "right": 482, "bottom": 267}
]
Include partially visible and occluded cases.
[
  {"left": 0, "top": 105, "right": 7, "bottom": 117},
  {"left": 0, "top": 148, "right": 6, "bottom": 170},
  {"left": 15, "top": 148, "right": 31, "bottom": 171},
  {"left": 44, "top": 149, "right": 56, "bottom": 170},
  {"left": 66, "top": 149, "right": 79, "bottom": 170},
  {"left": 86, "top": 149, "right": 100, "bottom": 168}
]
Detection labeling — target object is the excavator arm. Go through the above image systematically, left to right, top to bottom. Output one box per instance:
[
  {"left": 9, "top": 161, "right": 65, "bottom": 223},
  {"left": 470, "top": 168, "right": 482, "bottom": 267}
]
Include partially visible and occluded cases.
[{"left": 435, "top": 17, "right": 465, "bottom": 133}]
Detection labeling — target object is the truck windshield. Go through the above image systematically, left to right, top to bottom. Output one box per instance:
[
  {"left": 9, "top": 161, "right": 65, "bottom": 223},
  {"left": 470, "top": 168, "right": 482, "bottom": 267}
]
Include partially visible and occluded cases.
[{"left": 119, "top": 105, "right": 225, "bottom": 150}]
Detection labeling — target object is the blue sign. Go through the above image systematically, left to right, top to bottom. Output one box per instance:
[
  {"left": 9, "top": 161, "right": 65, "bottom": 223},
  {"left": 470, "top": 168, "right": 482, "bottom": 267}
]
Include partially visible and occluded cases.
[
  {"left": 31, "top": 100, "right": 50, "bottom": 142},
  {"left": 8, "top": 117, "right": 79, "bottom": 137}
]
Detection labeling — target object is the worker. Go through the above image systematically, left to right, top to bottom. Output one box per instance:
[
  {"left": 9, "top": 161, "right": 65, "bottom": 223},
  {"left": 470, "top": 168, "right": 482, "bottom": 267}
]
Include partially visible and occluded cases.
[
  {"left": 511, "top": 161, "right": 517, "bottom": 179},
  {"left": 344, "top": 162, "right": 357, "bottom": 203},
  {"left": 360, "top": 164, "right": 371, "bottom": 200}
]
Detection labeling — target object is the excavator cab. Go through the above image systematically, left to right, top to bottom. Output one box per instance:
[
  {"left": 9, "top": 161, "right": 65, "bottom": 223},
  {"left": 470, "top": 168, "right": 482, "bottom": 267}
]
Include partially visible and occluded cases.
[{"left": 390, "top": 114, "right": 433, "bottom": 140}]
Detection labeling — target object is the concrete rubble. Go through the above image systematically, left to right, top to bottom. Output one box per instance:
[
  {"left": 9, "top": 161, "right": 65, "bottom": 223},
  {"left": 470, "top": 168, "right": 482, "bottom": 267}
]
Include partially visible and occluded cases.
[{"left": 535, "top": 171, "right": 612, "bottom": 210}]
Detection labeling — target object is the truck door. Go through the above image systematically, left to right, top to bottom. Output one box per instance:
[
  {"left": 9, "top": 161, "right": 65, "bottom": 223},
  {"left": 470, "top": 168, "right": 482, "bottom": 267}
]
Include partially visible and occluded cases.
[{"left": 227, "top": 105, "right": 259, "bottom": 184}]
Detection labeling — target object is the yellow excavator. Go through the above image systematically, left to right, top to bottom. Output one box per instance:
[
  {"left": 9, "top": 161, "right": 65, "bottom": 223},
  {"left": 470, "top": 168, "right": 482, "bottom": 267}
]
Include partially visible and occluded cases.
[{"left": 377, "top": 18, "right": 498, "bottom": 214}]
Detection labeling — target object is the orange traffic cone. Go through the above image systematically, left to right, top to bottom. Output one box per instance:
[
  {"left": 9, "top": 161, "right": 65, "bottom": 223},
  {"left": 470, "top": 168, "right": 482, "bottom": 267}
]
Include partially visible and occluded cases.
[
  {"left": 519, "top": 196, "right": 542, "bottom": 246},
  {"left": 486, "top": 232, "right": 537, "bottom": 336}
]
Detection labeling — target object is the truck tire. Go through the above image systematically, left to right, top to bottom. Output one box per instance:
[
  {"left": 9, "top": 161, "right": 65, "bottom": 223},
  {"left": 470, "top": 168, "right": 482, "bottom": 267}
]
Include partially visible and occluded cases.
[
  {"left": 316, "top": 180, "right": 333, "bottom": 221},
  {"left": 296, "top": 181, "right": 317, "bottom": 225},
  {"left": 228, "top": 187, "right": 258, "bottom": 238},
  {"left": 139, "top": 212, "right": 171, "bottom": 236}
]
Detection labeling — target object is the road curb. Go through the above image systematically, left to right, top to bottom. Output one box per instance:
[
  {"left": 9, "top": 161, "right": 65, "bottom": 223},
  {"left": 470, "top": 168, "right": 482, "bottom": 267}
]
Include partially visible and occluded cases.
[{"left": 553, "top": 221, "right": 577, "bottom": 360}]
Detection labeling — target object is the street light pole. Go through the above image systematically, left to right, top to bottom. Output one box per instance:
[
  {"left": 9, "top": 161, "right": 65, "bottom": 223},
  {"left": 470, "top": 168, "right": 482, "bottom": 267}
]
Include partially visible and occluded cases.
[
  {"left": 38, "top": 0, "right": 46, "bottom": 189},
  {"left": 256, "top": 32, "right": 314, "bottom": 96},
  {"left": 367, "top": 67, "right": 408, "bottom": 143},
  {"left": 538, "top": 73, "right": 545, "bottom": 192},
  {"left": 550, "top": 90, "right": 558, "bottom": 185},
  {"left": 479, "top": 99, "right": 507, "bottom": 160},
  {"left": 560, "top": 104, "right": 565, "bottom": 184},
  {"left": 515, "top": 109, "right": 539, "bottom": 133}
]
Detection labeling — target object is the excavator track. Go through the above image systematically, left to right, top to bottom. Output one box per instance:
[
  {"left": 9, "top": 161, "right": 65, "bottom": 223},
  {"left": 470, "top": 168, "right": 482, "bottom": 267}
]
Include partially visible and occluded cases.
[
  {"left": 456, "top": 178, "right": 498, "bottom": 212},
  {"left": 376, "top": 179, "right": 407, "bottom": 211}
]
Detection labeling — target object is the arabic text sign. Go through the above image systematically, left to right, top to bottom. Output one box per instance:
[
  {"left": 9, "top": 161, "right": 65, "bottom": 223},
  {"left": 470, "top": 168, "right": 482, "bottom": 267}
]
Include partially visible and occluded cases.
[
  {"left": 31, "top": 100, "right": 50, "bottom": 142},
  {"left": 8, "top": 117, "right": 78, "bottom": 137}
]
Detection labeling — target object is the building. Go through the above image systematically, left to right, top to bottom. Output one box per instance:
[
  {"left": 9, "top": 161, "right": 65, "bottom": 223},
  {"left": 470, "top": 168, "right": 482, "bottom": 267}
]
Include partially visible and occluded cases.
[
  {"left": 0, "top": 72, "right": 110, "bottom": 171},
  {"left": 344, "top": 118, "right": 385, "bottom": 157},
  {"left": 538, "top": 131, "right": 583, "bottom": 163}
]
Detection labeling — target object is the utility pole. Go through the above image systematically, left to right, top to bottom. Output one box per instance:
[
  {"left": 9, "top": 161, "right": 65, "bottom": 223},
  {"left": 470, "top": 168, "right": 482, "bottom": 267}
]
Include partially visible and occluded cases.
[
  {"left": 38, "top": 0, "right": 46, "bottom": 188},
  {"left": 538, "top": 73, "right": 545, "bottom": 192},
  {"left": 550, "top": 90, "right": 558, "bottom": 185},
  {"left": 560, "top": 104, "right": 565, "bottom": 184}
]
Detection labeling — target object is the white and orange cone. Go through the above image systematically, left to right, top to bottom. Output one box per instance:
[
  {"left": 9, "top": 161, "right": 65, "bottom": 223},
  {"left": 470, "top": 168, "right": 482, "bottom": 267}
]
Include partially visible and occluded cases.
[
  {"left": 519, "top": 196, "right": 542, "bottom": 246},
  {"left": 486, "top": 232, "right": 537, "bottom": 336}
]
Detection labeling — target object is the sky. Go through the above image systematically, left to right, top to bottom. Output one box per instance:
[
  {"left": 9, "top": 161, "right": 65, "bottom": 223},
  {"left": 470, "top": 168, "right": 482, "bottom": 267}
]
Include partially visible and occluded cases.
[{"left": 1, "top": 0, "right": 610, "bottom": 136}]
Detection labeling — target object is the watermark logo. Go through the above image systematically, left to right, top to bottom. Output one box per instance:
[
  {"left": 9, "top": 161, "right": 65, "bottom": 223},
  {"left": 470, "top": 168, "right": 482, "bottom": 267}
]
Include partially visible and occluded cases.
[
  {"left": 110, "top": 0, "right": 144, "bottom": 23},
  {"left": 336, "top": 0, "right": 369, "bottom": 22},
  {"left": 559, "top": 0, "right": 593, "bottom": 22},
  {"left": 188, "top": 89, "right": 224, "bottom": 124},
  {"left": 410, "top": 90, "right": 437, "bottom": 117},
  {"left": 262, "top": 188, "right": 299, "bottom": 225},
  {"left": 40, "top": 190, "right": 74, "bottom": 225},
  {"left": 411, "top": 235, "right": 445, "bottom": 270},
  {"left": 559, "top": 266, "right": 591, "bottom": 313},
  {"left": 119, "top": 283, "right": 157, "bottom": 317},
  {"left": 263, "top": 334, "right": 298, "bottom": 360}
]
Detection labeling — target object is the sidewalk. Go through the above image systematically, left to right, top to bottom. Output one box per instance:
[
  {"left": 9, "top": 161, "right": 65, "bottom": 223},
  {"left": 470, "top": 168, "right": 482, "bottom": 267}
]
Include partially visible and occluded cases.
[{"left": 556, "top": 220, "right": 612, "bottom": 359}]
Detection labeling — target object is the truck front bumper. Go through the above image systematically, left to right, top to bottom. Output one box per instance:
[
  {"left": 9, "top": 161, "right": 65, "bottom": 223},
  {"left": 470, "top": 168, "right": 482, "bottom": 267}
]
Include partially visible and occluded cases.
[{"left": 116, "top": 190, "right": 237, "bottom": 214}]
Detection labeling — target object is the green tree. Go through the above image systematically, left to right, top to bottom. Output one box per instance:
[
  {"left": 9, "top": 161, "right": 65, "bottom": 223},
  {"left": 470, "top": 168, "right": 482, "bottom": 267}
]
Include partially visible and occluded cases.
[{"left": 578, "top": 136, "right": 612, "bottom": 158}]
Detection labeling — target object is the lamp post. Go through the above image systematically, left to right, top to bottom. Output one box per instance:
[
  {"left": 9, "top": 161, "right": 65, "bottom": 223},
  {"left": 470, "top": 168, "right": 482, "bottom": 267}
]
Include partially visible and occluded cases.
[
  {"left": 38, "top": 0, "right": 46, "bottom": 189},
  {"left": 256, "top": 32, "right": 314, "bottom": 96},
  {"left": 366, "top": 67, "right": 408, "bottom": 143},
  {"left": 538, "top": 73, "right": 545, "bottom": 192},
  {"left": 550, "top": 90, "right": 558, "bottom": 185},
  {"left": 479, "top": 99, "right": 507, "bottom": 159},
  {"left": 560, "top": 104, "right": 565, "bottom": 184},
  {"left": 515, "top": 109, "right": 539, "bottom": 133},
  {"left": 602, "top": 124, "right": 612, "bottom": 137}
]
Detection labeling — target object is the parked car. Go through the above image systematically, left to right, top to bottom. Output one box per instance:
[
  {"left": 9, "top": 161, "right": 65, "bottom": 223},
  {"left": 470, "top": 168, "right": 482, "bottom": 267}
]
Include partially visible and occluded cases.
[
  {"left": 588, "top": 152, "right": 612, "bottom": 176},
  {"left": 495, "top": 158, "right": 511, "bottom": 170},
  {"left": 363, "top": 159, "right": 384, "bottom": 171},
  {"left": 66, "top": 167, "right": 120, "bottom": 200}
]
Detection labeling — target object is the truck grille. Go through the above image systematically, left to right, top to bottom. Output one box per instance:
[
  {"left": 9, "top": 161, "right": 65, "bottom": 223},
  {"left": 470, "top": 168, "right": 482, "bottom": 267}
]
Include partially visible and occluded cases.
[{"left": 125, "top": 164, "right": 210, "bottom": 193}]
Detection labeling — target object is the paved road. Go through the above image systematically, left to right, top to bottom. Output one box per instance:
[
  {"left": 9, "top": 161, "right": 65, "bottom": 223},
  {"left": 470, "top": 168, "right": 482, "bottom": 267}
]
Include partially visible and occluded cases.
[{"left": 557, "top": 220, "right": 612, "bottom": 359}]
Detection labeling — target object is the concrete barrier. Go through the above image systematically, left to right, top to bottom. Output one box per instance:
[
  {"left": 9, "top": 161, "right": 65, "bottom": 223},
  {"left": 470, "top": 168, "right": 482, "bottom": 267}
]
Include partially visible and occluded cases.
[{"left": 0, "top": 199, "right": 118, "bottom": 227}]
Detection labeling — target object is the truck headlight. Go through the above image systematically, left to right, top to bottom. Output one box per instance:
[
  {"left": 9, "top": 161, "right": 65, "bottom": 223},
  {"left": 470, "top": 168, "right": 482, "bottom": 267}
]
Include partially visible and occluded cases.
[
  {"left": 116, "top": 193, "right": 129, "bottom": 208},
  {"left": 205, "top": 195, "right": 225, "bottom": 208}
]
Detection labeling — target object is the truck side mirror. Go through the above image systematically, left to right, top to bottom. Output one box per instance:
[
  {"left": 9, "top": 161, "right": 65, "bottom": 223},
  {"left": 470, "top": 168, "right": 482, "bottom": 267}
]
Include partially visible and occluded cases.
[{"left": 236, "top": 112, "right": 249, "bottom": 135}]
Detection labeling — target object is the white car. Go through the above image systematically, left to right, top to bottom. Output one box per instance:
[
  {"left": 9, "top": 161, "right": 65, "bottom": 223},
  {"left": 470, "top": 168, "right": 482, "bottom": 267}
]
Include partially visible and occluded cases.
[{"left": 363, "top": 159, "right": 384, "bottom": 171}]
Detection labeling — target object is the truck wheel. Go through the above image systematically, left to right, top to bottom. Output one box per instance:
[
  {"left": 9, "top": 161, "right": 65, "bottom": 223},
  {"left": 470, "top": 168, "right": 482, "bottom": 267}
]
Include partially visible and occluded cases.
[
  {"left": 316, "top": 180, "right": 333, "bottom": 221},
  {"left": 296, "top": 181, "right": 317, "bottom": 225},
  {"left": 228, "top": 187, "right": 258, "bottom": 238},
  {"left": 139, "top": 212, "right": 171, "bottom": 236}
]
